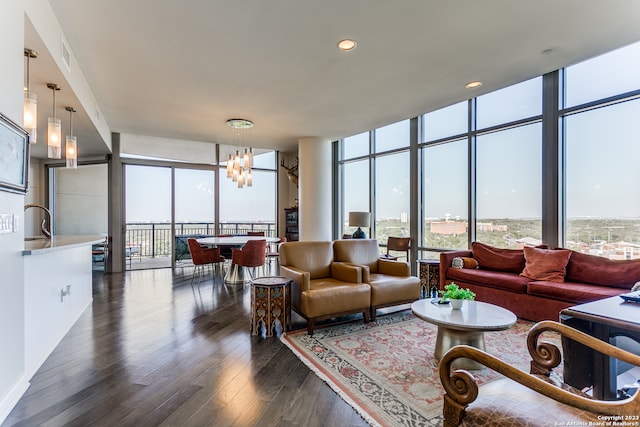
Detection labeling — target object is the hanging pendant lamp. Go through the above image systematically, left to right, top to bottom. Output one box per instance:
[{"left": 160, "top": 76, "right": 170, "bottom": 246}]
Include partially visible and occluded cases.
[
  {"left": 23, "top": 49, "right": 38, "bottom": 144},
  {"left": 47, "top": 83, "right": 62, "bottom": 159},
  {"left": 65, "top": 107, "right": 77, "bottom": 169},
  {"left": 225, "top": 119, "right": 254, "bottom": 188}
]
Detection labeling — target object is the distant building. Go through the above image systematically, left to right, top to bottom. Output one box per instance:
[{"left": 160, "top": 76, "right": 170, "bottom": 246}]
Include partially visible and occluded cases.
[
  {"left": 430, "top": 221, "right": 466, "bottom": 235},
  {"left": 477, "top": 222, "right": 508, "bottom": 232},
  {"left": 514, "top": 237, "right": 543, "bottom": 248}
]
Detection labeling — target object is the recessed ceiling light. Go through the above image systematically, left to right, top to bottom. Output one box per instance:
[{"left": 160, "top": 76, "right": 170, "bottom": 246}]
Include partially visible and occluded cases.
[
  {"left": 337, "top": 39, "right": 357, "bottom": 51},
  {"left": 465, "top": 81, "right": 482, "bottom": 89}
]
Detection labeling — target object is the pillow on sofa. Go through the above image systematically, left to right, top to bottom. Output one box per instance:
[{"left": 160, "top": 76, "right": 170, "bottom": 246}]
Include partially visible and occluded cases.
[
  {"left": 471, "top": 242, "right": 525, "bottom": 273},
  {"left": 520, "top": 247, "right": 571, "bottom": 283},
  {"left": 565, "top": 250, "right": 640, "bottom": 289},
  {"left": 452, "top": 257, "right": 479, "bottom": 269}
]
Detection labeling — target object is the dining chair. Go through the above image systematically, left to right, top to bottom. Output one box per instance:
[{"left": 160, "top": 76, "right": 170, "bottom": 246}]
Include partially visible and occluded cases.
[
  {"left": 247, "top": 231, "right": 265, "bottom": 236},
  {"left": 380, "top": 236, "right": 411, "bottom": 261},
  {"left": 187, "top": 238, "right": 225, "bottom": 288},
  {"left": 231, "top": 239, "right": 267, "bottom": 279}
]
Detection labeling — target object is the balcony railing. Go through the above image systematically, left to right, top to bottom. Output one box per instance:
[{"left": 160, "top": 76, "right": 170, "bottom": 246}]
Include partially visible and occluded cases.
[{"left": 125, "top": 222, "right": 276, "bottom": 259}]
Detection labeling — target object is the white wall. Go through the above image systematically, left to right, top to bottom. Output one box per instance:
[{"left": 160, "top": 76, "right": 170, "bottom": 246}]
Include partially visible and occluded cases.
[
  {"left": 0, "top": 0, "right": 29, "bottom": 422},
  {"left": 298, "top": 137, "right": 332, "bottom": 241},
  {"left": 55, "top": 164, "right": 108, "bottom": 235}
]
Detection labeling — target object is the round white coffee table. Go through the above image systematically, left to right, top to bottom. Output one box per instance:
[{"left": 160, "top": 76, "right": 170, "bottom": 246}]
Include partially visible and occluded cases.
[{"left": 411, "top": 299, "right": 517, "bottom": 369}]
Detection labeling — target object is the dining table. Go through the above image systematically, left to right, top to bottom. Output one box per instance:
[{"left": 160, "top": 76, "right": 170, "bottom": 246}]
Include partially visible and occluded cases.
[{"left": 197, "top": 236, "right": 280, "bottom": 284}]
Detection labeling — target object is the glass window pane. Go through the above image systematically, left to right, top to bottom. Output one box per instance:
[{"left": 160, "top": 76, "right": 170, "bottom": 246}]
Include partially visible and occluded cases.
[
  {"left": 565, "top": 40, "right": 640, "bottom": 108},
  {"left": 476, "top": 77, "right": 542, "bottom": 129},
  {"left": 565, "top": 99, "right": 640, "bottom": 259},
  {"left": 423, "top": 101, "right": 468, "bottom": 142},
  {"left": 375, "top": 120, "right": 410, "bottom": 152},
  {"left": 476, "top": 124, "right": 542, "bottom": 248},
  {"left": 342, "top": 132, "right": 369, "bottom": 159},
  {"left": 422, "top": 140, "right": 468, "bottom": 249},
  {"left": 251, "top": 149, "right": 276, "bottom": 169},
  {"left": 375, "top": 151, "right": 410, "bottom": 244},
  {"left": 342, "top": 160, "right": 369, "bottom": 236},
  {"left": 125, "top": 165, "right": 172, "bottom": 268},
  {"left": 175, "top": 168, "right": 215, "bottom": 232},
  {"left": 219, "top": 169, "right": 276, "bottom": 234}
]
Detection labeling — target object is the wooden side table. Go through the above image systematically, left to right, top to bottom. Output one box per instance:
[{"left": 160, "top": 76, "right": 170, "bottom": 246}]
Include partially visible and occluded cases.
[
  {"left": 417, "top": 259, "right": 440, "bottom": 299},
  {"left": 250, "top": 276, "right": 291, "bottom": 337}
]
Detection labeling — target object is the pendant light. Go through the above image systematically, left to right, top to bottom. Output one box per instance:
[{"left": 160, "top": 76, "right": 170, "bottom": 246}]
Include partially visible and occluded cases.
[
  {"left": 23, "top": 49, "right": 38, "bottom": 144},
  {"left": 47, "top": 83, "right": 62, "bottom": 159},
  {"left": 65, "top": 107, "right": 77, "bottom": 169},
  {"left": 225, "top": 119, "right": 254, "bottom": 188}
]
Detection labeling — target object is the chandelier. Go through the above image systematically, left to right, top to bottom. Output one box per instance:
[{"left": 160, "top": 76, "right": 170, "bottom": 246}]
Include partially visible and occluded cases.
[{"left": 225, "top": 119, "right": 254, "bottom": 188}]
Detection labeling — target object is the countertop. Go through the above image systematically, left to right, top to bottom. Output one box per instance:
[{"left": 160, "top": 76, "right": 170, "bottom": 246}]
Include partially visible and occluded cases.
[{"left": 23, "top": 234, "right": 106, "bottom": 255}]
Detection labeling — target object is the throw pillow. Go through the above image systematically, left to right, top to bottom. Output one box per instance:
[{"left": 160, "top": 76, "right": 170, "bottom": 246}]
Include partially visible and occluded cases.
[
  {"left": 471, "top": 242, "right": 525, "bottom": 273},
  {"left": 520, "top": 247, "right": 571, "bottom": 282},
  {"left": 565, "top": 250, "right": 640, "bottom": 289},
  {"left": 451, "top": 256, "right": 479, "bottom": 269}
]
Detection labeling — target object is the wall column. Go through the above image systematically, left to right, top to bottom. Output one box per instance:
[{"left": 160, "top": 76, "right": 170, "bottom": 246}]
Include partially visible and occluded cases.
[{"left": 298, "top": 137, "right": 331, "bottom": 241}]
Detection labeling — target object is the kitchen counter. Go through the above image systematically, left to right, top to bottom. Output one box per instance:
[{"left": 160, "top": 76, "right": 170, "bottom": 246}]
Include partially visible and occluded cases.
[{"left": 23, "top": 234, "right": 106, "bottom": 255}]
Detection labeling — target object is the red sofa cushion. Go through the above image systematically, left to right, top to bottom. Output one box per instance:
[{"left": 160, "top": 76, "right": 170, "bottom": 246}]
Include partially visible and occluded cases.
[
  {"left": 471, "top": 242, "right": 525, "bottom": 273},
  {"left": 520, "top": 247, "right": 571, "bottom": 283},
  {"left": 566, "top": 251, "right": 640, "bottom": 289},
  {"left": 446, "top": 268, "right": 529, "bottom": 293},
  {"left": 527, "top": 281, "right": 626, "bottom": 304}
]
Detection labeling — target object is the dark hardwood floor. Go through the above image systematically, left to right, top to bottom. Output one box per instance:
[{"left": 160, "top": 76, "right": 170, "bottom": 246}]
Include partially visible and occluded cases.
[{"left": 3, "top": 268, "right": 368, "bottom": 427}]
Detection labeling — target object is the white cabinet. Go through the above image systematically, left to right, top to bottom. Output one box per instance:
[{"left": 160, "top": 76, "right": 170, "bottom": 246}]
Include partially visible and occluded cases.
[{"left": 23, "top": 244, "right": 93, "bottom": 378}]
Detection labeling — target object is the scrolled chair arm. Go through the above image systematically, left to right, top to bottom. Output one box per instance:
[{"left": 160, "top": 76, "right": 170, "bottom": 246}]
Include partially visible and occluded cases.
[{"left": 440, "top": 329, "right": 640, "bottom": 426}]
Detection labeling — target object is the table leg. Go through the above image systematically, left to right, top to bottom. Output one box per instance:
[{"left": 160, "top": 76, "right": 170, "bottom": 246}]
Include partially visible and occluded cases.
[
  {"left": 224, "top": 263, "right": 249, "bottom": 285},
  {"left": 435, "top": 327, "right": 486, "bottom": 370}
]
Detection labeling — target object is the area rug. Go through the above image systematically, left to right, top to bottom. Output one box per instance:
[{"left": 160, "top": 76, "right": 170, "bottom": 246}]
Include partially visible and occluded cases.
[{"left": 281, "top": 310, "right": 560, "bottom": 427}]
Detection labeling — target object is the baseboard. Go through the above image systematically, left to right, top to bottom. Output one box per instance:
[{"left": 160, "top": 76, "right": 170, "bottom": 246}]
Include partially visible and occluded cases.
[{"left": 0, "top": 376, "right": 30, "bottom": 425}]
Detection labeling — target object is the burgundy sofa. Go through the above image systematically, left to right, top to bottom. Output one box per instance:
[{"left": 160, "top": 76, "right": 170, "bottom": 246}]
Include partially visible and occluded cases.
[{"left": 439, "top": 242, "right": 640, "bottom": 321}]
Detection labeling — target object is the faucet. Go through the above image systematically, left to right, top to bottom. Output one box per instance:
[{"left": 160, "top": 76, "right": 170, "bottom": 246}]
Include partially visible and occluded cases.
[{"left": 24, "top": 204, "right": 52, "bottom": 238}]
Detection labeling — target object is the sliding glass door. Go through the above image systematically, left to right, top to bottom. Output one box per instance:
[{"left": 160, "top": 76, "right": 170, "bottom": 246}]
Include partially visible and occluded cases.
[{"left": 125, "top": 165, "right": 172, "bottom": 269}]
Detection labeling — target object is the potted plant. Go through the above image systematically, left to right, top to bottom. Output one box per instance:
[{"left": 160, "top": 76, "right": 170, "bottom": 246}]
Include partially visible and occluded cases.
[{"left": 439, "top": 282, "right": 476, "bottom": 309}]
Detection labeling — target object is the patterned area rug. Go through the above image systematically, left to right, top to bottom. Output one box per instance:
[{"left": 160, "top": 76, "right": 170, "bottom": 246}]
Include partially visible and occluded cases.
[{"left": 281, "top": 310, "right": 559, "bottom": 427}]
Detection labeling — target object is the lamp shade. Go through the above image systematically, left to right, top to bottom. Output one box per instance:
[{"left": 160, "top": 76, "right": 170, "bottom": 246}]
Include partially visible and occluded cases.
[
  {"left": 24, "top": 93, "right": 37, "bottom": 143},
  {"left": 47, "top": 117, "right": 62, "bottom": 159},
  {"left": 65, "top": 136, "right": 77, "bottom": 169},
  {"left": 348, "top": 212, "right": 370, "bottom": 227}
]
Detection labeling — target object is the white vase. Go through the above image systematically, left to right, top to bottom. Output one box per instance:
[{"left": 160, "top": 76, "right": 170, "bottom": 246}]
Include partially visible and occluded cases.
[{"left": 450, "top": 299, "right": 464, "bottom": 310}]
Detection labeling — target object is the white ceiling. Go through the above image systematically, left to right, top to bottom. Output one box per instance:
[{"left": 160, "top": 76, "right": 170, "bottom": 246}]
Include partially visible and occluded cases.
[{"left": 24, "top": 0, "right": 640, "bottom": 159}]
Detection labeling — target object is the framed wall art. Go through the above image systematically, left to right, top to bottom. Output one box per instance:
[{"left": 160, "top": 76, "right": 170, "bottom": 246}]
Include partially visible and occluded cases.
[{"left": 0, "top": 112, "right": 29, "bottom": 194}]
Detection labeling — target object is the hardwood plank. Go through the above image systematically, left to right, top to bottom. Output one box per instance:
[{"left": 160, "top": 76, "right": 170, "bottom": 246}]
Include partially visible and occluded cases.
[{"left": 2, "top": 269, "right": 364, "bottom": 427}]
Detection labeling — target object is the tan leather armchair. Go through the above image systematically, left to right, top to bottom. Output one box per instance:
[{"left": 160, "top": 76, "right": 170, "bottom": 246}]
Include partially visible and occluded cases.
[
  {"left": 333, "top": 239, "right": 420, "bottom": 320},
  {"left": 279, "top": 241, "right": 371, "bottom": 335},
  {"left": 440, "top": 320, "right": 640, "bottom": 426}
]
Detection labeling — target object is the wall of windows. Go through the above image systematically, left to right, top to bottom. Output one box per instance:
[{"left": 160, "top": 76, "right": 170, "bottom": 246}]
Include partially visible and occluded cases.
[
  {"left": 338, "top": 40, "right": 640, "bottom": 261},
  {"left": 562, "top": 41, "right": 640, "bottom": 259},
  {"left": 339, "top": 122, "right": 411, "bottom": 241}
]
